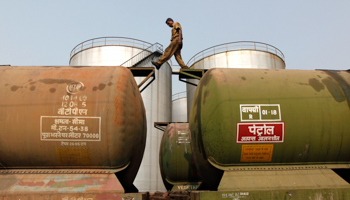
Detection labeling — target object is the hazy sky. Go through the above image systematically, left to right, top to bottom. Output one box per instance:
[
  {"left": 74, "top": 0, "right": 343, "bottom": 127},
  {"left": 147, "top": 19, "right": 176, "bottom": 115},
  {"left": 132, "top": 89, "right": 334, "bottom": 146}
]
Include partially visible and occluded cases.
[{"left": 1, "top": 0, "right": 349, "bottom": 94}]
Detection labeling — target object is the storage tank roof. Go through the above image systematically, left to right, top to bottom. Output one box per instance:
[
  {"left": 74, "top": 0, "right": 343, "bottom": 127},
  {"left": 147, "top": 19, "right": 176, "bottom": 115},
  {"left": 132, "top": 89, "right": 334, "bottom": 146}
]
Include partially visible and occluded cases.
[
  {"left": 70, "top": 37, "right": 154, "bottom": 59},
  {"left": 187, "top": 41, "right": 285, "bottom": 67},
  {"left": 172, "top": 91, "right": 187, "bottom": 101}
]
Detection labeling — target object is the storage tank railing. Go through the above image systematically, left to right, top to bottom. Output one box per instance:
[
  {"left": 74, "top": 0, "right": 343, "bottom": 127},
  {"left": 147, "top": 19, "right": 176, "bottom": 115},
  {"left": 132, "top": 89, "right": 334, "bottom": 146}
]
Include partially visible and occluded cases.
[
  {"left": 70, "top": 37, "right": 154, "bottom": 60},
  {"left": 187, "top": 41, "right": 285, "bottom": 67},
  {"left": 121, "top": 43, "right": 163, "bottom": 67},
  {"left": 172, "top": 91, "right": 187, "bottom": 101}
]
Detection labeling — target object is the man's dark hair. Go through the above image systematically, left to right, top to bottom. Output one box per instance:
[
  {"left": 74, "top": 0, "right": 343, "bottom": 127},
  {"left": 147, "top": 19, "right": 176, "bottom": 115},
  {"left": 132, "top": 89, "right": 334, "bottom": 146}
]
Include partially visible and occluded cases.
[{"left": 165, "top": 18, "right": 173, "bottom": 23}]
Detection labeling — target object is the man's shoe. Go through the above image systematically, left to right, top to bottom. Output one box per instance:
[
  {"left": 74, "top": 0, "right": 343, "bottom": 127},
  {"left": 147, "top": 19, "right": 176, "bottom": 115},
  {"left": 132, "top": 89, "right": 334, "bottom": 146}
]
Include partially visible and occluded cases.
[{"left": 151, "top": 61, "right": 161, "bottom": 70}]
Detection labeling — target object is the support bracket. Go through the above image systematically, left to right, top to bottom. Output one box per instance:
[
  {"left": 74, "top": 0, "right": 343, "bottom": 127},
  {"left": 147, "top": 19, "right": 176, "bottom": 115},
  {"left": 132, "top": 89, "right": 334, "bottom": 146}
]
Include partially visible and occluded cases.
[
  {"left": 129, "top": 67, "right": 155, "bottom": 93},
  {"left": 179, "top": 69, "right": 208, "bottom": 86}
]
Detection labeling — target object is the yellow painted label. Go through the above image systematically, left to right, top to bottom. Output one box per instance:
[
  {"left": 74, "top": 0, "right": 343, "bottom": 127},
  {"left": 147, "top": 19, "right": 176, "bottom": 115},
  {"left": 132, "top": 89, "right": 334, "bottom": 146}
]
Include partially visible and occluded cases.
[
  {"left": 240, "top": 145, "right": 273, "bottom": 162},
  {"left": 56, "top": 147, "right": 91, "bottom": 165}
]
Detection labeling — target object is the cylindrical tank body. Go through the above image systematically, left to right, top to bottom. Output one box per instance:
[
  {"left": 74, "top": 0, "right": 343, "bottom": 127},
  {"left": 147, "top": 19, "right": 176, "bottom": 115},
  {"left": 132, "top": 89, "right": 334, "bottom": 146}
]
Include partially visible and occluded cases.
[
  {"left": 69, "top": 37, "right": 171, "bottom": 192},
  {"left": 186, "top": 41, "right": 286, "bottom": 118},
  {"left": 0, "top": 66, "right": 146, "bottom": 192},
  {"left": 190, "top": 68, "right": 350, "bottom": 190},
  {"left": 172, "top": 92, "right": 188, "bottom": 122},
  {"left": 159, "top": 123, "right": 201, "bottom": 191}
]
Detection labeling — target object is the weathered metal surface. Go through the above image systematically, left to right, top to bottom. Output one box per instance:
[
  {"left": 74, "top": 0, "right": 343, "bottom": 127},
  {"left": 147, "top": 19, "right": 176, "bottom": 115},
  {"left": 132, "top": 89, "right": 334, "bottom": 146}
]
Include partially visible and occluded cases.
[
  {"left": 0, "top": 66, "right": 146, "bottom": 192},
  {"left": 189, "top": 68, "right": 350, "bottom": 190},
  {"left": 159, "top": 123, "right": 201, "bottom": 191},
  {"left": 209, "top": 163, "right": 350, "bottom": 171},
  {"left": 0, "top": 169, "right": 149, "bottom": 199},
  {"left": 0, "top": 169, "right": 121, "bottom": 174},
  {"left": 219, "top": 169, "right": 349, "bottom": 191},
  {"left": 0, "top": 170, "right": 124, "bottom": 195},
  {"left": 190, "top": 189, "right": 350, "bottom": 200},
  {"left": 149, "top": 191, "right": 190, "bottom": 200},
  {"left": 1, "top": 192, "right": 147, "bottom": 200}
]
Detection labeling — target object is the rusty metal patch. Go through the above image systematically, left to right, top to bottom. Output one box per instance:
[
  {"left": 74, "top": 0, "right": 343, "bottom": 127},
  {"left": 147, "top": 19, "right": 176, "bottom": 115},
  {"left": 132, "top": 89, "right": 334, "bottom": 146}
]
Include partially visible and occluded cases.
[{"left": 56, "top": 147, "right": 91, "bottom": 165}]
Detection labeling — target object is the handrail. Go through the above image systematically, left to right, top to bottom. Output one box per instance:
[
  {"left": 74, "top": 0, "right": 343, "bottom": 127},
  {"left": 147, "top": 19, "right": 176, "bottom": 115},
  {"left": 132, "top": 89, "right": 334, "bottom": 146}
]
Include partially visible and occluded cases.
[
  {"left": 70, "top": 37, "right": 153, "bottom": 59},
  {"left": 187, "top": 41, "right": 285, "bottom": 67},
  {"left": 120, "top": 43, "right": 163, "bottom": 67},
  {"left": 172, "top": 91, "right": 187, "bottom": 101}
]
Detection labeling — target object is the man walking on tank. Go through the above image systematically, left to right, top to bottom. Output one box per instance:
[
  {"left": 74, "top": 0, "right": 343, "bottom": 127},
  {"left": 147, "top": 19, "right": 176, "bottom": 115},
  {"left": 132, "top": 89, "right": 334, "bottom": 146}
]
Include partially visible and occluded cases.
[{"left": 152, "top": 18, "right": 189, "bottom": 70}]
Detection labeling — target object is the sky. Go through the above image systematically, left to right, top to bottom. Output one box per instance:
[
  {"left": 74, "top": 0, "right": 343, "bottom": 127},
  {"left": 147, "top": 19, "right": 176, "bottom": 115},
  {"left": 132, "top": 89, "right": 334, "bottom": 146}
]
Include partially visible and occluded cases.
[{"left": 1, "top": 0, "right": 350, "bottom": 95}]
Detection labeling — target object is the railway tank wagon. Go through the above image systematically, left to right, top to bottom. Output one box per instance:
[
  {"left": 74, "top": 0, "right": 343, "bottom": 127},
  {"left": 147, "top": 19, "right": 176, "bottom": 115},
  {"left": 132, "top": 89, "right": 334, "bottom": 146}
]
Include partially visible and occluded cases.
[
  {"left": 0, "top": 66, "right": 147, "bottom": 197},
  {"left": 189, "top": 68, "right": 350, "bottom": 198},
  {"left": 159, "top": 123, "right": 201, "bottom": 191}
]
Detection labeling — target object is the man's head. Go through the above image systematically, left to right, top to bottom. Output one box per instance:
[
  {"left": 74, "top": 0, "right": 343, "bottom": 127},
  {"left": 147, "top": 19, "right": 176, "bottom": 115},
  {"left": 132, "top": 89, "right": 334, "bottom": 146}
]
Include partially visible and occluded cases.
[{"left": 165, "top": 18, "right": 174, "bottom": 27}]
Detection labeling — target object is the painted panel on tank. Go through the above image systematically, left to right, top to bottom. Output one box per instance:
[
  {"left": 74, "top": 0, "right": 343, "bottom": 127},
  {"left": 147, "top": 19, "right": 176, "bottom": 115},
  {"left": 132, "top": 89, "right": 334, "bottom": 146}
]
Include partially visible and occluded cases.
[
  {"left": 240, "top": 104, "right": 281, "bottom": 121},
  {"left": 40, "top": 116, "right": 101, "bottom": 142},
  {"left": 236, "top": 122, "right": 284, "bottom": 143},
  {"left": 240, "top": 145, "right": 274, "bottom": 162}
]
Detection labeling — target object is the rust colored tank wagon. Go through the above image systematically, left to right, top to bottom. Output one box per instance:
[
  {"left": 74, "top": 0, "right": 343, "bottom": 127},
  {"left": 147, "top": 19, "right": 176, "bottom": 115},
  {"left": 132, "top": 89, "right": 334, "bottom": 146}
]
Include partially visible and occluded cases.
[{"left": 0, "top": 66, "right": 147, "bottom": 195}]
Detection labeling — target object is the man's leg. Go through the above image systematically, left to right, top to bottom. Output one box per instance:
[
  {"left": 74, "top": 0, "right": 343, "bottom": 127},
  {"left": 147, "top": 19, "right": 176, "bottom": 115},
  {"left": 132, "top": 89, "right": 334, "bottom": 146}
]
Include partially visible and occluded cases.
[
  {"left": 152, "top": 40, "right": 179, "bottom": 69},
  {"left": 157, "top": 40, "right": 178, "bottom": 65},
  {"left": 174, "top": 44, "right": 188, "bottom": 69}
]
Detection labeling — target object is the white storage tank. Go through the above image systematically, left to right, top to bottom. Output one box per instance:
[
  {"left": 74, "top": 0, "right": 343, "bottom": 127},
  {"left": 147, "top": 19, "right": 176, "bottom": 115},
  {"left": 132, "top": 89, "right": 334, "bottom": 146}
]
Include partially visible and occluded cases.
[
  {"left": 69, "top": 37, "right": 171, "bottom": 192},
  {"left": 186, "top": 41, "right": 286, "bottom": 118},
  {"left": 172, "top": 92, "right": 187, "bottom": 122}
]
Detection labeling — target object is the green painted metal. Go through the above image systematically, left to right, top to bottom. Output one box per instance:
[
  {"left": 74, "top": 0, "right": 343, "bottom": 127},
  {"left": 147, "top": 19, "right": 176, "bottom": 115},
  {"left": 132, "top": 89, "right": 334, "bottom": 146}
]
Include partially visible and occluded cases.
[
  {"left": 189, "top": 68, "right": 350, "bottom": 190},
  {"left": 179, "top": 69, "right": 208, "bottom": 86},
  {"left": 159, "top": 123, "right": 201, "bottom": 191},
  {"left": 219, "top": 169, "right": 348, "bottom": 191},
  {"left": 190, "top": 189, "right": 350, "bottom": 200}
]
